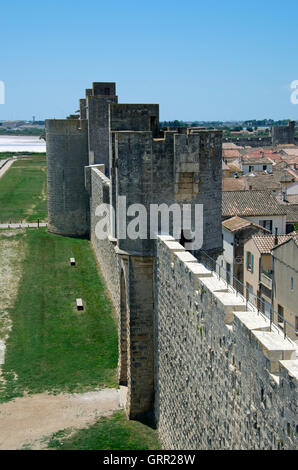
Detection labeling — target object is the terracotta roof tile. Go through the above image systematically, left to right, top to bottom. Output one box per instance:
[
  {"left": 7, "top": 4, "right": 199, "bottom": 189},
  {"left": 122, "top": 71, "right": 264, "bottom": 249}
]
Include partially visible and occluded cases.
[
  {"left": 222, "top": 143, "right": 243, "bottom": 150},
  {"left": 282, "top": 148, "right": 298, "bottom": 157},
  {"left": 222, "top": 149, "right": 241, "bottom": 158},
  {"left": 222, "top": 178, "right": 246, "bottom": 191},
  {"left": 222, "top": 190, "right": 287, "bottom": 217},
  {"left": 282, "top": 204, "right": 298, "bottom": 223},
  {"left": 222, "top": 216, "right": 269, "bottom": 233},
  {"left": 252, "top": 234, "right": 293, "bottom": 254}
]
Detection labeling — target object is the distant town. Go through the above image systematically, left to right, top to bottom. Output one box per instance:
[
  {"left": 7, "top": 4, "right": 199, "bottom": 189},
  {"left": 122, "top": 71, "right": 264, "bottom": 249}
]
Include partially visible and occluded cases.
[
  {"left": 1, "top": 118, "right": 298, "bottom": 137},
  {"left": 0, "top": 120, "right": 45, "bottom": 135}
]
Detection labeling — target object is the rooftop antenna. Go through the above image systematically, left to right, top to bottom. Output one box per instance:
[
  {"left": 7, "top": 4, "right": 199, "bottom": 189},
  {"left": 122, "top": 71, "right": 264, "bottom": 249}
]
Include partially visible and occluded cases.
[{"left": 274, "top": 227, "right": 278, "bottom": 245}]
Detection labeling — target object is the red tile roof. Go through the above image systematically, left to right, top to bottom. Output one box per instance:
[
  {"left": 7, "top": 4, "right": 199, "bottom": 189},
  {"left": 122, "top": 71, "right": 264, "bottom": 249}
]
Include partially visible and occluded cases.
[
  {"left": 222, "top": 149, "right": 241, "bottom": 158},
  {"left": 222, "top": 178, "right": 246, "bottom": 191},
  {"left": 222, "top": 190, "right": 287, "bottom": 217},
  {"left": 222, "top": 216, "right": 269, "bottom": 233},
  {"left": 252, "top": 234, "right": 293, "bottom": 254}
]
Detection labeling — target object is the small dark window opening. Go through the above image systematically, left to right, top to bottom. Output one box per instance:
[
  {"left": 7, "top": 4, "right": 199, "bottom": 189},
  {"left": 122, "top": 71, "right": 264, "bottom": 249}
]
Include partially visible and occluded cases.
[
  {"left": 104, "top": 88, "right": 110, "bottom": 95},
  {"left": 150, "top": 116, "right": 158, "bottom": 137}
]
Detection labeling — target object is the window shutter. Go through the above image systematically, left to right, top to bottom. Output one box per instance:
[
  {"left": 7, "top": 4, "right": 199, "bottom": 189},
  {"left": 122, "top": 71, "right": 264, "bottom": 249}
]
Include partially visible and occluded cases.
[
  {"left": 246, "top": 251, "right": 248, "bottom": 270},
  {"left": 251, "top": 254, "right": 254, "bottom": 273}
]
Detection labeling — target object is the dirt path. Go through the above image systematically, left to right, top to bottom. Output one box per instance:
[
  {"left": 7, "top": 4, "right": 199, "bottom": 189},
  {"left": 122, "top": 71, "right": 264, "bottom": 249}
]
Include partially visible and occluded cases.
[
  {"left": 0, "top": 230, "right": 25, "bottom": 367},
  {"left": 0, "top": 230, "right": 126, "bottom": 450},
  {"left": 0, "top": 388, "right": 126, "bottom": 450}
]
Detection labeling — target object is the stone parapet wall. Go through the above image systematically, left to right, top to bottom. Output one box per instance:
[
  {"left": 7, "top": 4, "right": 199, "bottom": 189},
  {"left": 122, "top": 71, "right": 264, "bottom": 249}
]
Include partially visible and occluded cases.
[
  {"left": 223, "top": 136, "right": 298, "bottom": 148},
  {"left": 89, "top": 166, "right": 120, "bottom": 316},
  {"left": 154, "top": 235, "right": 297, "bottom": 450}
]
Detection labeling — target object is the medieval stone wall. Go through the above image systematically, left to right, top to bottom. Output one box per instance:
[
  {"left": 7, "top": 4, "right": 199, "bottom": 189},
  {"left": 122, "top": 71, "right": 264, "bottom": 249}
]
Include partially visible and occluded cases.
[
  {"left": 223, "top": 135, "right": 298, "bottom": 148},
  {"left": 89, "top": 166, "right": 120, "bottom": 315},
  {"left": 154, "top": 235, "right": 297, "bottom": 450}
]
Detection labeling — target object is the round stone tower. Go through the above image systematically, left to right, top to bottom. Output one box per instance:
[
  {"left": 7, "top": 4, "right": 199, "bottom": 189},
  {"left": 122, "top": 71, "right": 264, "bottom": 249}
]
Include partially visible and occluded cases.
[{"left": 46, "top": 119, "right": 89, "bottom": 237}]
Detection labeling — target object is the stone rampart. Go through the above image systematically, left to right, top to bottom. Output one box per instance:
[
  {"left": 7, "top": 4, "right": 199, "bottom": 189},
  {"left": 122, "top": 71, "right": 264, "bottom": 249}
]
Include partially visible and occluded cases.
[
  {"left": 88, "top": 166, "right": 120, "bottom": 315},
  {"left": 154, "top": 235, "right": 297, "bottom": 450}
]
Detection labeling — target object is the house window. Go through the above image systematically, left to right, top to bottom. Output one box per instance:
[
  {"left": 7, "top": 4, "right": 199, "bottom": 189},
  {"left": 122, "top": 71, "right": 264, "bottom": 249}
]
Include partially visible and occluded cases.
[
  {"left": 249, "top": 165, "right": 254, "bottom": 172},
  {"left": 263, "top": 165, "right": 267, "bottom": 171},
  {"left": 259, "top": 220, "right": 273, "bottom": 233},
  {"left": 246, "top": 251, "right": 254, "bottom": 272},
  {"left": 226, "top": 262, "right": 231, "bottom": 284},
  {"left": 290, "top": 277, "right": 294, "bottom": 290},
  {"left": 278, "top": 304, "right": 284, "bottom": 327},
  {"left": 295, "top": 316, "right": 298, "bottom": 335}
]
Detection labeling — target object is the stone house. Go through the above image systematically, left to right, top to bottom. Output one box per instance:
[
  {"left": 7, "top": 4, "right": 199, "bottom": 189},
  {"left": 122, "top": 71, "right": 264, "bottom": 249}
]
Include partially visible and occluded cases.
[
  {"left": 239, "top": 157, "right": 273, "bottom": 175},
  {"left": 222, "top": 190, "right": 287, "bottom": 234},
  {"left": 217, "top": 216, "right": 269, "bottom": 294},
  {"left": 243, "top": 234, "right": 293, "bottom": 319},
  {"left": 272, "top": 234, "right": 298, "bottom": 341}
]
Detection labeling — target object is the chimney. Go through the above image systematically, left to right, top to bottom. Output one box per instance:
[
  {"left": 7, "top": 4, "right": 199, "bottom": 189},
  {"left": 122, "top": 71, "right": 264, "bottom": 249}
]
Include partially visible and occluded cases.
[{"left": 274, "top": 227, "right": 278, "bottom": 245}]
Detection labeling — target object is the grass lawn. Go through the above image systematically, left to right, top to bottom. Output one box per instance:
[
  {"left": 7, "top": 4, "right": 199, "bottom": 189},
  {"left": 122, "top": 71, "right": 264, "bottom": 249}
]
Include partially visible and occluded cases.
[
  {"left": 0, "top": 152, "right": 46, "bottom": 160},
  {"left": 0, "top": 154, "right": 47, "bottom": 223},
  {"left": 0, "top": 228, "right": 118, "bottom": 402},
  {"left": 46, "top": 411, "right": 160, "bottom": 450}
]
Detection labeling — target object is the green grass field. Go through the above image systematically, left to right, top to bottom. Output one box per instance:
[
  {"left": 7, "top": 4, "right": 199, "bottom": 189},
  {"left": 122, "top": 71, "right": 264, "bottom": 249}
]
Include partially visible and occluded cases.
[
  {"left": 0, "top": 152, "right": 46, "bottom": 160},
  {"left": 0, "top": 154, "right": 47, "bottom": 222},
  {"left": 0, "top": 154, "right": 160, "bottom": 450},
  {"left": 0, "top": 228, "right": 118, "bottom": 402},
  {"left": 46, "top": 411, "right": 160, "bottom": 450}
]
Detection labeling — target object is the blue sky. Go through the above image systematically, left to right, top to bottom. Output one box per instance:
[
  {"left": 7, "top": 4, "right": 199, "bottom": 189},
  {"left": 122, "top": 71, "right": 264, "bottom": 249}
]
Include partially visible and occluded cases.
[{"left": 0, "top": 0, "right": 298, "bottom": 121}]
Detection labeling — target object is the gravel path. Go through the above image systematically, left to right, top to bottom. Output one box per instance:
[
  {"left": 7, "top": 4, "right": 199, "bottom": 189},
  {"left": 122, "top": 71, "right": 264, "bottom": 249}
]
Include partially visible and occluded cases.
[{"left": 0, "top": 388, "right": 125, "bottom": 450}]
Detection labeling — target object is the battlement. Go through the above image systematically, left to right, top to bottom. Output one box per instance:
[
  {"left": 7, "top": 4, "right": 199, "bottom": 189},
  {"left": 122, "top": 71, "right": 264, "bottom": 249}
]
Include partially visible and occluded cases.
[
  {"left": 92, "top": 82, "right": 116, "bottom": 96},
  {"left": 109, "top": 103, "right": 159, "bottom": 136},
  {"left": 45, "top": 118, "right": 88, "bottom": 134}
]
